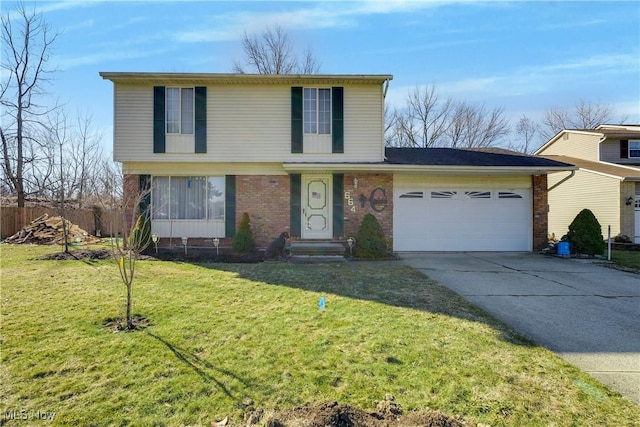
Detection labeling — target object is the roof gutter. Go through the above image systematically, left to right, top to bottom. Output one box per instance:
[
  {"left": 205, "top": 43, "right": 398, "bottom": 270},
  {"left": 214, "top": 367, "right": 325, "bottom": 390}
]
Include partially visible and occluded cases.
[{"left": 283, "top": 163, "right": 576, "bottom": 175}]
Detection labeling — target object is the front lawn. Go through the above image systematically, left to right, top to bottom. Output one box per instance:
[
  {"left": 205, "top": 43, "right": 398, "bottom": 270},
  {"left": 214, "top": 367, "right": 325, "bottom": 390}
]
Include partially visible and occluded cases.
[
  {"left": 1, "top": 244, "right": 638, "bottom": 426},
  {"left": 611, "top": 249, "right": 640, "bottom": 270}
]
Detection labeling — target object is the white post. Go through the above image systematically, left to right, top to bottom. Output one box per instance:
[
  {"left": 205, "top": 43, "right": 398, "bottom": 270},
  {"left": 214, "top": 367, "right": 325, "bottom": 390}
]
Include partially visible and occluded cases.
[{"left": 607, "top": 225, "right": 611, "bottom": 261}]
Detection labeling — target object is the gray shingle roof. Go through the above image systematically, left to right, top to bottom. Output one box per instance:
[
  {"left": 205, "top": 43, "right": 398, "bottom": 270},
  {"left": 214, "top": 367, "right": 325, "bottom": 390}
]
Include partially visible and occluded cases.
[{"left": 385, "top": 148, "right": 574, "bottom": 168}]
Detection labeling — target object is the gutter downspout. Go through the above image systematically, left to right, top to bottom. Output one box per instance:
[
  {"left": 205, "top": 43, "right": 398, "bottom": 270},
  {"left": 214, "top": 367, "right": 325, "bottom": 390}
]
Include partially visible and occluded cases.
[
  {"left": 382, "top": 78, "right": 391, "bottom": 161},
  {"left": 383, "top": 78, "right": 390, "bottom": 98},
  {"left": 548, "top": 170, "right": 575, "bottom": 191}
]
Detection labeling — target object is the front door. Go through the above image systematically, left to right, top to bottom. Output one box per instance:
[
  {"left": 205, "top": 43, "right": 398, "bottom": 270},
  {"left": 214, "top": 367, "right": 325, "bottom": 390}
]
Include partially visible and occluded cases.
[{"left": 302, "top": 175, "right": 332, "bottom": 239}]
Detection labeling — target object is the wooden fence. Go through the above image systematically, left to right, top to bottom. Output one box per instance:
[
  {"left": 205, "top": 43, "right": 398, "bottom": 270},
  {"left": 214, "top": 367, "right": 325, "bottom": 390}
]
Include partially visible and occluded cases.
[{"left": 1, "top": 206, "right": 122, "bottom": 238}]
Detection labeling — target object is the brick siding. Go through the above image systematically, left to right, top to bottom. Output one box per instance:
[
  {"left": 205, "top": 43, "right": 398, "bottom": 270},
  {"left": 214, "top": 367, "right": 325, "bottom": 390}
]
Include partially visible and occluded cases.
[
  {"left": 342, "top": 173, "right": 393, "bottom": 246},
  {"left": 532, "top": 174, "right": 549, "bottom": 251},
  {"left": 236, "top": 175, "right": 290, "bottom": 247}
]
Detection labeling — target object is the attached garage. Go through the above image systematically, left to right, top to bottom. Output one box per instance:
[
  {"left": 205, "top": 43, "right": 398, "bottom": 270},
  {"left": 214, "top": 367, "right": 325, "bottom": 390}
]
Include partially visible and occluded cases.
[
  {"left": 385, "top": 148, "right": 575, "bottom": 252},
  {"left": 394, "top": 176, "right": 532, "bottom": 251}
]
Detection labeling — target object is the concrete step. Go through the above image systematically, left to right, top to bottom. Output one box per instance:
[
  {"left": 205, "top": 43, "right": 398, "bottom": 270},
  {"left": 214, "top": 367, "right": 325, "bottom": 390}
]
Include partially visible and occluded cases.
[{"left": 288, "top": 241, "right": 347, "bottom": 260}]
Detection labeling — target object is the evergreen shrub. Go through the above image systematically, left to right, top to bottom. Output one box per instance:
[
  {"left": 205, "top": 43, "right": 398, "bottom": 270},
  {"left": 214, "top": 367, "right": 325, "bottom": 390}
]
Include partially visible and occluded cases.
[
  {"left": 567, "top": 208, "right": 605, "bottom": 256},
  {"left": 232, "top": 212, "right": 256, "bottom": 253},
  {"left": 354, "top": 213, "right": 388, "bottom": 259}
]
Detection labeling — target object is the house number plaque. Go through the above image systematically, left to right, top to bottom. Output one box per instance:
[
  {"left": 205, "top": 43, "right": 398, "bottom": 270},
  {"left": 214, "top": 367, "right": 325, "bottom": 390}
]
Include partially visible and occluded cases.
[{"left": 344, "top": 191, "right": 356, "bottom": 212}]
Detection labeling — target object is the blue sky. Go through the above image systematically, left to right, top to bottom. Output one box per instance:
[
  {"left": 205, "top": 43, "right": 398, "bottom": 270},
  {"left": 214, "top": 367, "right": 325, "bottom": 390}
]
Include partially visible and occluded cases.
[{"left": 4, "top": 0, "right": 640, "bottom": 154}]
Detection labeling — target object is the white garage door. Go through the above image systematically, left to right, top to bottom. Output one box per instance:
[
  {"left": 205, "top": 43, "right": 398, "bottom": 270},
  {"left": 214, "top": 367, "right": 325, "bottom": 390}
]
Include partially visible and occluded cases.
[{"left": 394, "top": 187, "right": 532, "bottom": 251}]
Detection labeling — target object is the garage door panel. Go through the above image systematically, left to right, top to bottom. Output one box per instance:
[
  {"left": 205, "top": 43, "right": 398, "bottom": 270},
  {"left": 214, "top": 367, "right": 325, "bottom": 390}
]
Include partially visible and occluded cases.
[{"left": 394, "top": 185, "right": 531, "bottom": 251}]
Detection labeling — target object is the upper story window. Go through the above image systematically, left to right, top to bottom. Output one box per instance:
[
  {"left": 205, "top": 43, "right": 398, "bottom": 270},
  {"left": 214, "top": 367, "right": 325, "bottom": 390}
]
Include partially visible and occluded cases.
[
  {"left": 166, "top": 87, "right": 194, "bottom": 134},
  {"left": 303, "top": 88, "right": 331, "bottom": 134},
  {"left": 629, "top": 141, "right": 640, "bottom": 158}
]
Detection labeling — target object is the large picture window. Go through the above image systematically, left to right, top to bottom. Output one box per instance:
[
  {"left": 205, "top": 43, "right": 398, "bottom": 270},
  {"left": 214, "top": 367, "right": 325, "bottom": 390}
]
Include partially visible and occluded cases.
[
  {"left": 166, "top": 87, "right": 194, "bottom": 134},
  {"left": 303, "top": 88, "right": 331, "bottom": 134},
  {"left": 629, "top": 141, "right": 640, "bottom": 158},
  {"left": 151, "top": 176, "right": 224, "bottom": 220}
]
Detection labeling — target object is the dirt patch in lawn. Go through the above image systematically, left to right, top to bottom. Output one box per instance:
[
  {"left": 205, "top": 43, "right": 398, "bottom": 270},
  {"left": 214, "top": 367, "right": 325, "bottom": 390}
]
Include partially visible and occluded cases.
[
  {"left": 32, "top": 247, "right": 263, "bottom": 263},
  {"left": 34, "top": 248, "right": 116, "bottom": 260},
  {"left": 102, "top": 316, "right": 151, "bottom": 332},
  {"left": 236, "top": 399, "right": 474, "bottom": 427}
]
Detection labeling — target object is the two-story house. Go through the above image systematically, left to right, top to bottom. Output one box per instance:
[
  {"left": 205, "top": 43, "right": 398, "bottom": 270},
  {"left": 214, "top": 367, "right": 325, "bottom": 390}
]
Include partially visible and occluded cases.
[
  {"left": 100, "top": 72, "right": 572, "bottom": 252},
  {"left": 535, "top": 124, "right": 640, "bottom": 243}
]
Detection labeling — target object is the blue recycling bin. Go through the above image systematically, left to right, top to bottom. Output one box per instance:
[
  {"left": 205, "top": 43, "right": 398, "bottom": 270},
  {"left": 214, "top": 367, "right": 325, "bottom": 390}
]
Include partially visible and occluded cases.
[{"left": 557, "top": 241, "right": 570, "bottom": 257}]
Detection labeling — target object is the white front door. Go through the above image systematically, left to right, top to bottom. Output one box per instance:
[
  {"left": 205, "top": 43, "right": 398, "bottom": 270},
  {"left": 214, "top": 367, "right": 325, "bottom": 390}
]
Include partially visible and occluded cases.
[{"left": 302, "top": 175, "right": 332, "bottom": 239}]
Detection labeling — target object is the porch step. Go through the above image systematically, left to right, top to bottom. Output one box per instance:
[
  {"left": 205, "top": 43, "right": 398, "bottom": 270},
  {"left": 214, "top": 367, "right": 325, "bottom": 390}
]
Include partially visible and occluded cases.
[{"left": 288, "top": 241, "right": 347, "bottom": 261}]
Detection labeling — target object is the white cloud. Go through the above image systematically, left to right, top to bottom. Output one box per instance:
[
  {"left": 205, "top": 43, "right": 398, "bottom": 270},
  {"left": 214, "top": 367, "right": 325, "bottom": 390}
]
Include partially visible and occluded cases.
[
  {"left": 172, "top": 0, "right": 461, "bottom": 43},
  {"left": 55, "top": 46, "right": 171, "bottom": 69}
]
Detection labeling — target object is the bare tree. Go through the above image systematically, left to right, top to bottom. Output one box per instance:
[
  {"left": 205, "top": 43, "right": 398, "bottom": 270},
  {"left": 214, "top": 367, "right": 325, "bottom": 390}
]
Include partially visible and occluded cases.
[
  {"left": 1, "top": 3, "right": 59, "bottom": 207},
  {"left": 233, "top": 25, "right": 320, "bottom": 74},
  {"left": 386, "top": 85, "right": 453, "bottom": 148},
  {"left": 386, "top": 85, "right": 509, "bottom": 149},
  {"left": 540, "top": 99, "right": 623, "bottom": 140},
  {"left": 446, "top": 101, "right": 510, "bottom": 148},
  {"left": 66, "top": 111, "right": 104, "bottom": 207},
  {"left": 512, "top": 114, "right": 540, "bottom": 154},
  {"left": 100, "top": 165, "right": 151, "bottom": 330}
]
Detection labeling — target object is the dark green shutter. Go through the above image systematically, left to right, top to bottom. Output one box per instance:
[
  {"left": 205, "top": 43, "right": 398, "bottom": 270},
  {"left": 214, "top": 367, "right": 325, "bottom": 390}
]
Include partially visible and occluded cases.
[
  {"left": 153, "top": 86, "right": 166, "bottom": 153},
  {"left": 194, "top": 86, "right": 207, "bottom": 153},
  {"left": 291, "top": 87, "right": 303, "bottom": 153},
  {"left": 332, "top": 87, "right": 344, "bottom": 153},
  {"left": 620, "top": 139, "right": 629, "bottom": 159},
  {"left": 290, "top": 174, "right": 301, "bottom": 237},
  {"left": 332, "top": 174, "right": 344, "bottom": 237},
  {"left": 139, "top": 175, "right": 151, "bottom": 217},
  {"left": 225, "top": 175, "right": 236, "bottom": 238}
]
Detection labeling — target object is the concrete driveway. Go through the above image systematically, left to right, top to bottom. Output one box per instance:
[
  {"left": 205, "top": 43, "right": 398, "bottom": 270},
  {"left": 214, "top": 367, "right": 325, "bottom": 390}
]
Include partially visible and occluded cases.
[{"left": 400, "top": 252, "right": 640, "bottom": 405}]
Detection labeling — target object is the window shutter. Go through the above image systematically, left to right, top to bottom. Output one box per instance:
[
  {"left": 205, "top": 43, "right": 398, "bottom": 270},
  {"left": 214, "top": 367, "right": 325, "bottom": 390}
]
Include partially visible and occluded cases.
[
  {"left": 153, "top": 86, "right": 166, "bottom": 153},
  {"left": 194, "top": 86, "right": 207, "bottom": 153},
  {"left": 291, "top": 87, "right": 303, "bottom": 153},
  {"left": 332, "top": 87, "right": 344, "bottom": 153},
  {"left": 620, "top": 139, "right": 629, "bottom": 159},
  {"left": 290, "top": 174, "right": 301, "bottom": 237},
  {"left": 332, "top": 174, "right": 344, "bottom": 237},
  {"left": 139, "top": 175, "right": 151, "bottom": 217},
  {"left": 225, "top": 175, "right": 236, "bottom": 238}
]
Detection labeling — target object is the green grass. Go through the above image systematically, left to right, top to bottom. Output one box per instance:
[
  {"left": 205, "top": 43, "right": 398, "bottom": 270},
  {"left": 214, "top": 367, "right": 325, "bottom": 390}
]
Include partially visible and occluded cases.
[
  {"left": 1, "top": 244, "right": 638, "bottom": 426},
  {"left": 611, "top": 249, "right": 640, "bottom": 270}
]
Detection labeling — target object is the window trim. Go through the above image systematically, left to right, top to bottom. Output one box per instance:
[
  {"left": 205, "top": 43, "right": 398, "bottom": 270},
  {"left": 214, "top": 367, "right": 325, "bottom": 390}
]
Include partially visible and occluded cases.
[
  {"left": 166, "top": 87, "right": 195, "bottom": 135},
  {"left": 303, "top": 87, "right": 332, "bottom": 135},
  {"left": 629, "top": 140, "right": 640, "bottom": 158}
]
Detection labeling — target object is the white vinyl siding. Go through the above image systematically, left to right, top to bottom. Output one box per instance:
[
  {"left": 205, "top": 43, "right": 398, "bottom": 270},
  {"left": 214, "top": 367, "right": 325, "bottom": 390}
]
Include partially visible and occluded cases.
[
  {"left": 113, "top": 83, "right": 384, "bottom": 163},
  {"left": 113, "top": 84, "right": 153, "bottom": 161},
  {"left": 538, "top": 132, "right": 600, "bottom": 161},
  {"left": 123, "top": 162, "right": 288, "bottom": 176},
  {"left": 546, "top": 169, "right": 620, "bottom": 238}
]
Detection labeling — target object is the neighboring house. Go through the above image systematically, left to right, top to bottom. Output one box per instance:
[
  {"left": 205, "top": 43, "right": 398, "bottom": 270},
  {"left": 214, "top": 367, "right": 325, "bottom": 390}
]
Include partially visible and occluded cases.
[
  {"left": 100, "top": 72, "right": 572, "bottom": 252},
  {"left": 535, "top": 125, "right": 640, "bottom": 243}
]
